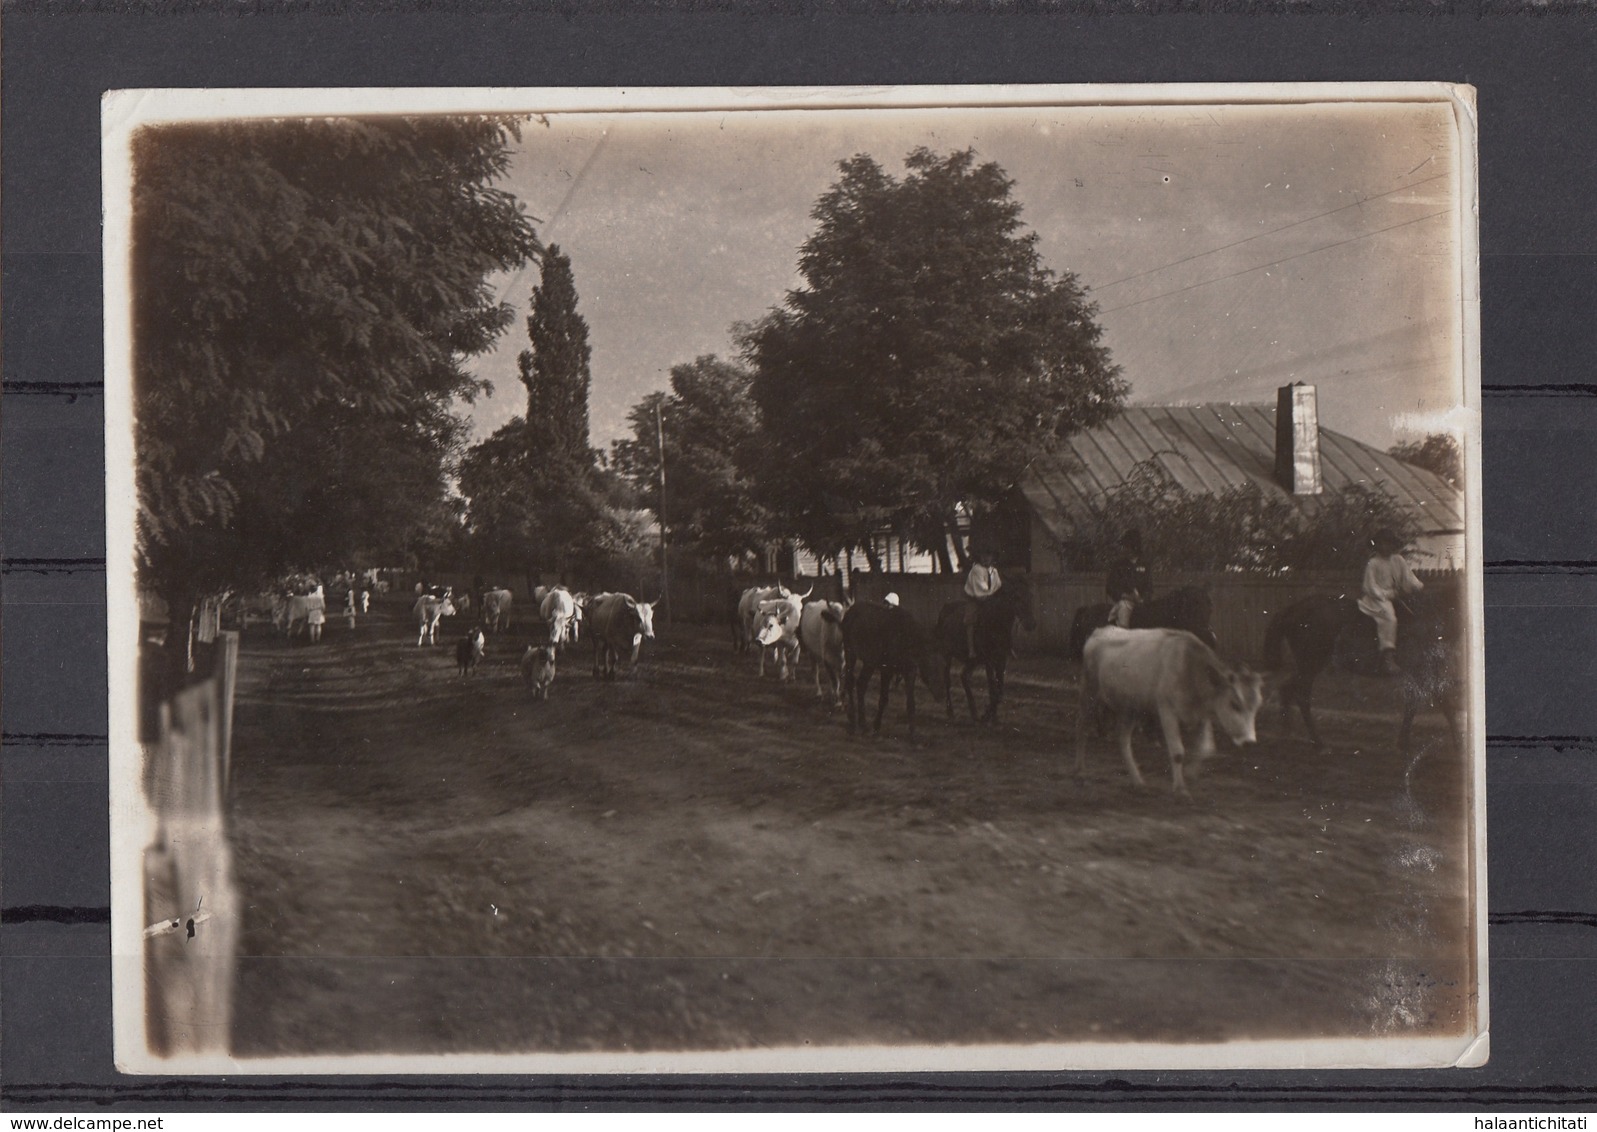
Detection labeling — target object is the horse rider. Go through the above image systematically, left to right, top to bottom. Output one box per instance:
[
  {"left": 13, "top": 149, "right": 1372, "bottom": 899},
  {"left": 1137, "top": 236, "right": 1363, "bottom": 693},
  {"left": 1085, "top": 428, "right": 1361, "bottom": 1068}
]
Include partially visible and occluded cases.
[
  {"left": 1359, "top": 527, "right": 1424, "bottom": 675},
  {"left": 1106, "top": 528, "right": 1151, "bottom": 628},
  {"left": 962, "top": 547, "right": 1002, "bottom": 658}
]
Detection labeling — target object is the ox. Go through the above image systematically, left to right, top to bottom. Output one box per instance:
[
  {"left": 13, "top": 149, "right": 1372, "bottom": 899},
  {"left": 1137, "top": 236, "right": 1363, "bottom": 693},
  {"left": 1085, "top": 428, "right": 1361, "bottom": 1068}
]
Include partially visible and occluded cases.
[
  {"left": 735, "top": 584, "right": 790, "bottom": 655},
  {"left": 539, "top": 586, "right": 578, "bottom": 647},
  {"left": 482, "top": 589, "right": 513, "bottom": 633},
  {"left": 753, "top": 590, "right": 807, "bottom": 680},
  {"left": 588, "top": 592, "right": 658, "bottom": 680},
  {"left": 413, "top": 594, "right": 456, "bottom": 646},
  {"left": 799, "top": 600, "right": 848, "bottom": 706},
  {"left": 841, "top": 600, "right": 948, "bottom": 740},
  {"left": 456, "top": 626, "right": 485, "bottom": 677},
  {"left": 1077, "top": 627, "right": 1264, "bottom": 798},
  {"left": 521, "top": 644, "right": 557, "bottom": 699}
]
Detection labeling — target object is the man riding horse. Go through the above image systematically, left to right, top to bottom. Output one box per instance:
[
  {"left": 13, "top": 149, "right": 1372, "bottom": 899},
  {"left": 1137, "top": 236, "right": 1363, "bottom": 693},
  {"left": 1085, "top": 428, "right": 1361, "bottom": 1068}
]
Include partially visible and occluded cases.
[
  {"left": 1359, "top": 527, "right": 1424, "bottom": 675},
  {"left": 1106, "top": 528, "right": 1151, "bottom": 628},
  {"left": 960, "top": 547, "right": 1003, "bottom": 659}
]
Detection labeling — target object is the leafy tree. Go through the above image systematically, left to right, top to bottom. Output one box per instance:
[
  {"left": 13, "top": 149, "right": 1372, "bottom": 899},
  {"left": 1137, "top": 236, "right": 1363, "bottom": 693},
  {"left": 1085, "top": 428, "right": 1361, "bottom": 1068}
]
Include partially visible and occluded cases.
[
  {"left": 133, "top": 116, "right": 540, "bottom": 618},
  {"left": 745, "top": 148, "right": 1127, "bottom": 570},
  {"left": 520, "top": 245, "right": 593, "bottom": 467},
  {"left": 461, "top": 248, "right": 639, "bottom": 584},
  {"left": 612, "top": 355, "right": 772, "bottom": 562},
  {"left": 1390, "top": 432, "right": 1463, "bottom": 489},
  {"left": 1057, "top": 458, "right": 1422, "bottom": 574}
]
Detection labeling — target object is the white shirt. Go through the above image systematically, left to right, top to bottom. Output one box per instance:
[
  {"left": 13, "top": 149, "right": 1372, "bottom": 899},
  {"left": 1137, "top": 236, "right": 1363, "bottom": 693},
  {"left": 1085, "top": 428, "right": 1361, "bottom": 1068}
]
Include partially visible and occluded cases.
[
  {"left": 1358, "top": 553, "right": 1422, "bottom": 614},
  {"left": 965, "top": 564, "right": 1002, "bottom": 599}
]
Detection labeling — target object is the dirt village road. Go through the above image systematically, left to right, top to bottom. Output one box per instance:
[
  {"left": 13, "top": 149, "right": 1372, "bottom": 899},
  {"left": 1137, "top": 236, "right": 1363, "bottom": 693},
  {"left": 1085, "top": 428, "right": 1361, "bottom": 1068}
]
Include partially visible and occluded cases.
[{"left": 225, "top": 596, "right": 1473, "bottom": 1058}]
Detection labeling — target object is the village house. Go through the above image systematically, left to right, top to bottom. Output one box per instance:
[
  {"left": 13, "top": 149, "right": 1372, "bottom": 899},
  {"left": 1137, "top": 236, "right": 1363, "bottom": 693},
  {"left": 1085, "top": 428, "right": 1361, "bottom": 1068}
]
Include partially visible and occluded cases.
[{"left": 800, "top": 384, "right": 1465, "bottom": 576}]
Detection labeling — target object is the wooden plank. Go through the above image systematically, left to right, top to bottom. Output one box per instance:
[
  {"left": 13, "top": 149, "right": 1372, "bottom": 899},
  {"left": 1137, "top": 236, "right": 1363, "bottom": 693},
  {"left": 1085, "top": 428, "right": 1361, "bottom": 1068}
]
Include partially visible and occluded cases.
[{"left": 144, "top": 664, "right": 239, "bottom": 1055}]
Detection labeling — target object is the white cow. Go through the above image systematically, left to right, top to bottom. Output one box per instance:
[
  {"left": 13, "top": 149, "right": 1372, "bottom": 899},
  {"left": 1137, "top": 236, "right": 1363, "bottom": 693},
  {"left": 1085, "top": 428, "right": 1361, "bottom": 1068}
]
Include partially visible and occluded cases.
[
  {"left": 735, "top": 584, "right": 792, "bottom": 655},
  {"left": 539, "top": 586, "right": 578, "bottom": 647},
  {"left": 482, "top": 588, "right": 513, "bottom": 633},
  {"left": 753, "top": 591, "right": 806, "bottom": 680},
  {"left": 569, "top": 593, "right": 586, "bottom": 644},
  {"left": 413, "top": 594, "right": 456, "bottom": 646},
  {"left": 799, "top": 600, "right": 848, "bottom": 705},
  {"left": 1077, "top": 627, "right": 1264, "bottom": 797}
]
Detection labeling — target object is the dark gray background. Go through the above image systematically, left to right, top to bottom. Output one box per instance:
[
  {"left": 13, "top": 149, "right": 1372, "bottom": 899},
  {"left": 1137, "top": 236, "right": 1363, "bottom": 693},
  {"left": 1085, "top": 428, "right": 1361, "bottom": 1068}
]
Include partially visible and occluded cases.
[{"left": 3, "top": 2, "right": 1593, "bottom": 1109}]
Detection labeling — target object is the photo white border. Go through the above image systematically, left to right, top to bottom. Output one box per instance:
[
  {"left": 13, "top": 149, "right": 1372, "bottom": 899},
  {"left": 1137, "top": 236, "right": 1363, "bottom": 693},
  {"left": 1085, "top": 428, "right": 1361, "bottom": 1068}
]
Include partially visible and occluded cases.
[{"left": 105, "top": 82, "right": 1484, "bottom": 1074}]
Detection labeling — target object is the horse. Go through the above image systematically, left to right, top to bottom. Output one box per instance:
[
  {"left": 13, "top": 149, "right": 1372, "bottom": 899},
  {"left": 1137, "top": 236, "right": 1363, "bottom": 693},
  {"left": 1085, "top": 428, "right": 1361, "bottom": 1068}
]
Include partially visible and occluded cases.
[
  {"left": 934, "top": 573, "right": 1037, "bottom": 724},
  {"left": 1263, "top": 577, "right": 1466, "bottom": 753},
  {"left": 1068, "top": 586, "right": 1216, "bottom": 661},
  {"left": 841, "top": 600, "right": 949, "bottom": 741}
]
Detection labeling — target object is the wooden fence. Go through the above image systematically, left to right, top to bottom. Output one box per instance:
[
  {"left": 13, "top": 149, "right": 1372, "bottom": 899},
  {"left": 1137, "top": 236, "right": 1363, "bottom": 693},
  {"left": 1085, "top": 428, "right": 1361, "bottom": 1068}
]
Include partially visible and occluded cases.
[
  {"left": 394, "top": 562, "right": 1459, "bottom": 664},
  {"left": 832, "top": 572, "right": 1459, "bottom": 664},
  {"left": 142, "top": 630, "right": 240, "bottom": 1057}
]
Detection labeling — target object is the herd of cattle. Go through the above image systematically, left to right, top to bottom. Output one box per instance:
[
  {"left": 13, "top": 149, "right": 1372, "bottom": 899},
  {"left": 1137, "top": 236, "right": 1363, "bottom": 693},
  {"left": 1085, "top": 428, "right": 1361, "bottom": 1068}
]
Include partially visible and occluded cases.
[
  {"left": 252, "top": 572, "right": 1461, "bottom": 799},
  {"left": 472, "top": 577, "right": 1258, "bottom": 791},
  {"left": 408, "top": 584, "right": 661, "bottom": 694}
]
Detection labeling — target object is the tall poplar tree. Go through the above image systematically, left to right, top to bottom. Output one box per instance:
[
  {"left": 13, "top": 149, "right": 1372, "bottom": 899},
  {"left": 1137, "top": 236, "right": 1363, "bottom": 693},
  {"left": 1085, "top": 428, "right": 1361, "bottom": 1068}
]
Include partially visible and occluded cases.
[
  {"left": 520, "top": 245, "right": 593, "bottom": 468},
  {"left": 463, "top": 246, "right": 614, "bottom": 579}
]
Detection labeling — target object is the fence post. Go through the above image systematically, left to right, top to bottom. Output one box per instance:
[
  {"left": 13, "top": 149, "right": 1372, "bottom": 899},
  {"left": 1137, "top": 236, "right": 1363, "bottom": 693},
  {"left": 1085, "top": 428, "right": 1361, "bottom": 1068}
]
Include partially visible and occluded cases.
[
  {"left": 218, "top": 631, "right": 239, "bottom": 796},
  {"left": 143, "top": 666, "right": 239, "bottom": 1057}
]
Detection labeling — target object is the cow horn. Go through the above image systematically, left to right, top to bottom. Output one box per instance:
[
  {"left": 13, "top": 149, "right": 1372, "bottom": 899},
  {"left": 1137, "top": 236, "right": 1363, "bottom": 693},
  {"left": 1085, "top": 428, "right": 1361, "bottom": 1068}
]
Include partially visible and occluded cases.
[{"left": 797, "top": 585, "right": 814, "bottom": 601}]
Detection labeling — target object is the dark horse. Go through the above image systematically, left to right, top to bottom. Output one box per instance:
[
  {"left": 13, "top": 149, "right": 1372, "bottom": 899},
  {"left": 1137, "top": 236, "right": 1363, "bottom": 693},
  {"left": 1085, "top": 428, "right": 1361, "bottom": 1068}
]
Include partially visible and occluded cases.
[
  {"left": 934, "top": 574, "right": 1038, "bottom": 724},
  {"left": 1263, "top": 577, "right": 1466, "bottom": 752},
  {"left": 1068, "top": 586, "right": 1217, "bottom": 661},
  {"left": 842, "top": 600, "right": 949, "bottom": 740}
]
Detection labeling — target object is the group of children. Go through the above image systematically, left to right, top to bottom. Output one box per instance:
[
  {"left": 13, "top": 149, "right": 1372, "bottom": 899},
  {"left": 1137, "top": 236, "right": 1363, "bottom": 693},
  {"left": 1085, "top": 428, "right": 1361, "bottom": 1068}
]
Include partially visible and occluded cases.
[{"left": 960, "top": 526, "right": 1422, "bottom": 672}]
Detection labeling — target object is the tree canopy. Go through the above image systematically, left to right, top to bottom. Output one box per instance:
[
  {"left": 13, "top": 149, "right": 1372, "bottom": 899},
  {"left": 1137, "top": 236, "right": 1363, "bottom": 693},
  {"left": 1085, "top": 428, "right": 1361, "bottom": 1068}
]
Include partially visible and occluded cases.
[
  {"left": 133, "top": 115, "right": 540, "bottom": 601},
  {"left": 745, "top": 148, "right": 1126, "bottom": 568},
  {"left": 519, "top": 245, "right": 594, "bottom": 469},
  {"left": 612, "top": 355, "right": 772, "bottom": 563},
  {"left": 1390, "top": 432, "right": 1463, "bottom": 489}
]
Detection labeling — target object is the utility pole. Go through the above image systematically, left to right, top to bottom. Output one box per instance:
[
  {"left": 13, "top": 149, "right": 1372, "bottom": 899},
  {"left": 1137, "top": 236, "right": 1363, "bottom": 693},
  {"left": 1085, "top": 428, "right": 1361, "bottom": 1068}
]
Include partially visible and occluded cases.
[{"left": 656, "top": 398, "right": 670, "bottom": 625}]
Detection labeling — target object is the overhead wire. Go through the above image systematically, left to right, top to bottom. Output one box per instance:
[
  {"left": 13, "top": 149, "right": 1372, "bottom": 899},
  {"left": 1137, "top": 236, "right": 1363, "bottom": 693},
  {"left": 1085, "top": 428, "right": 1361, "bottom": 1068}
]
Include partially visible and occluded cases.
[
  {"left": 490, "top": 126, "right": 613, "bottom": 311},
  {"left": 1092, "top": 171, "right": 1448, "bottom": 292},
  {"left": 1098, "top": 208, "right": 1450, "bottom": 316}
]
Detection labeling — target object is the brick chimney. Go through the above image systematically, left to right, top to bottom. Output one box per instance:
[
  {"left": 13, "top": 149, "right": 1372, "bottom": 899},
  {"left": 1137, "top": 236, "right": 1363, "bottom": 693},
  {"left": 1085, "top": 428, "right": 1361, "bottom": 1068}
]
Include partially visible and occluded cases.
[{"left": 1274, "top": 382, "right": 1323, "bottom": 495}]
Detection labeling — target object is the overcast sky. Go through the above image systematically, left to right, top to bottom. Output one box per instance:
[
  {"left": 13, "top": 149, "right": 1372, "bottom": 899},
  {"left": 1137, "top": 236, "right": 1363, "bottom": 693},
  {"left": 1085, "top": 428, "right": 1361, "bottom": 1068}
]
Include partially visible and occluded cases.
[{"left": 463, "top": 96, "right": 1465, "bottom": 454}]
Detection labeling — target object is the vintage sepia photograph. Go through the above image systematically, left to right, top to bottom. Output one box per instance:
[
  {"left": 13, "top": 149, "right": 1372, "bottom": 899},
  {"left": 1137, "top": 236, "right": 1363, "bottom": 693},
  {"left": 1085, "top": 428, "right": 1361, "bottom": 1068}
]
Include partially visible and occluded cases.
[{"left": 105, "top": 85, "right": 1484, "bottom": 1072}]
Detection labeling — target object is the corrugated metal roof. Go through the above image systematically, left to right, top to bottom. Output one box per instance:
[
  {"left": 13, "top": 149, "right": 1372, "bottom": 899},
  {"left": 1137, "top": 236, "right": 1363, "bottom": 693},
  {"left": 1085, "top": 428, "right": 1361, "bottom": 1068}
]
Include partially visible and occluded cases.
[{"left": 1021, "top": 403, "right": 1465, "bottom": 542}]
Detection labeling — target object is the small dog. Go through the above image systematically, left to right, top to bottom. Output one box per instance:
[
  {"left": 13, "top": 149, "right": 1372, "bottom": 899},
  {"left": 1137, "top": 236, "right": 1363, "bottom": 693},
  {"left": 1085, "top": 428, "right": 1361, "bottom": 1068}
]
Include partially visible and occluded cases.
[
  {"left": 456, "top": 626, "right": 486, "bottom": 677},
  {"left": 521, "top": 644, "right": 557, "bottom": 700}
]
